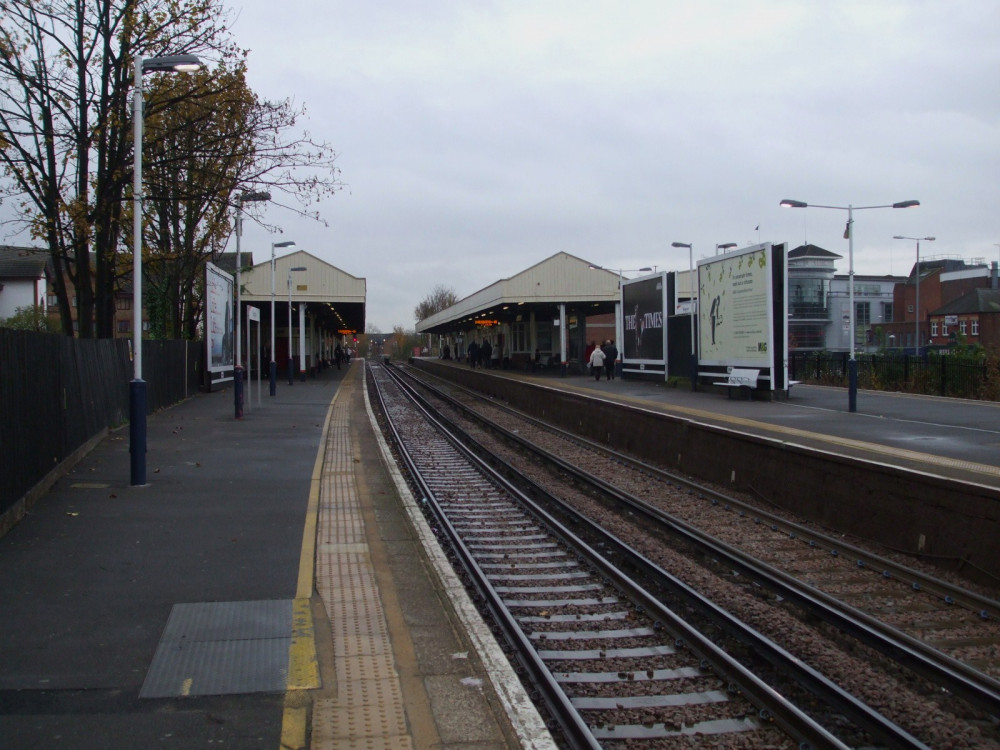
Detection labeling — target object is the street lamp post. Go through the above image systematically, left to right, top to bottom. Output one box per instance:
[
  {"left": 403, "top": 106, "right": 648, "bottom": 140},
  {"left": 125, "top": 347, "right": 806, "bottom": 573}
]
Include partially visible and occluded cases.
[
  {"left": 130, "top": 53, "right": 202, "bottom": 487},
  {"left": 234, "top": 191, "right": 270, "bottom": 419},
  {"left": 780, "top": 199, "right": 919, "bottom": 412},
  {"left": 893, "top": 235, "right": 935, "bottom": 354},
  {"left": 270, "top": 240, "right": 296, "bottom": 395},
  {"left": 671, "top": 242, "right": 697, "bottom": 390},
  {"left": 716, "top": 242, "right": 737, "bottom": 255},
  {"left": 287, "top": 267, "right": 307, "bottom": 384}
]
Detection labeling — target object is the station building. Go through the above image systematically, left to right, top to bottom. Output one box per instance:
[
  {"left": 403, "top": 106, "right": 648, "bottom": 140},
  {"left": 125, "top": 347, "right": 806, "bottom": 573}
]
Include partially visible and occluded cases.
[
  {"left": 240, "top": 249, "right": 366, "bottom": 376},
  {"left": 415, "top": 252, "right": 623, "bottom": 372}
]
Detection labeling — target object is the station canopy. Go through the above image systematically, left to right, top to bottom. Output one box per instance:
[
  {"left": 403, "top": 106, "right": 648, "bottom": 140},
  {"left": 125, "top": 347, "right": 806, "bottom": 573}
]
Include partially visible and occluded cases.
[
  {"left": 241, "top": 249, "right": 366, "bottom": 336},
  {"left": 416, "top": 252, "right": 622, "bottom": 334}
]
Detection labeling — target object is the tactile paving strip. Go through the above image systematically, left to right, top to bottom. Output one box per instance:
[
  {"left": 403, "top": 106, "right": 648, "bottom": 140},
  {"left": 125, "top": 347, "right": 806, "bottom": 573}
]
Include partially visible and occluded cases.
[
  {"left": 312, "top": 375, "right": 412, "bottom": 749},
  {"left": 140, "top": 599, "right": 292, "bottom": 698}
]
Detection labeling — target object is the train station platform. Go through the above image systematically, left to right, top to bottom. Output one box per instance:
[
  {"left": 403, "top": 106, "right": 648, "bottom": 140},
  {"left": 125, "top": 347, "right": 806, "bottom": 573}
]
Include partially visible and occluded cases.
[
  {"left": 426, "top": 359, "right": 1000, "bottom": 490},
  {"left": 0, "top": 362, "right": 548, "bottom": 749}
]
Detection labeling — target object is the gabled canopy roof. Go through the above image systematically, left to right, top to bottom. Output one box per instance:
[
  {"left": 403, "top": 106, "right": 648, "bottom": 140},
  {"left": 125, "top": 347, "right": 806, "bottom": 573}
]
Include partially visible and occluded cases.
[
  {"left": 242, "top": 249, "right": 366, "bottom": 334},
  {"left": 416, "top": 252, "right": 621, "bottom": 333}
]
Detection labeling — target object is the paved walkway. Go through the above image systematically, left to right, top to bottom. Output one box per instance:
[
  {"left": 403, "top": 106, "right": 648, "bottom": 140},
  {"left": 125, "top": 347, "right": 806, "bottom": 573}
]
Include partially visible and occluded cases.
[{"left": 0, "top": 361, "right": 546, "bottom": 749}]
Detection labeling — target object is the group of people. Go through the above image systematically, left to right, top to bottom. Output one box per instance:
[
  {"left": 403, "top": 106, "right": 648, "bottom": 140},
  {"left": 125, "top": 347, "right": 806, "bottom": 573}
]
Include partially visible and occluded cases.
[
  {"left": 467, "top": 339, "right": 501, "bottom": 369},
  {"left": 587, "top": 340, "right": 618, "bottom": 381},
  {"left": 332, "top": 343, "right": 352, "bottom": 370}
]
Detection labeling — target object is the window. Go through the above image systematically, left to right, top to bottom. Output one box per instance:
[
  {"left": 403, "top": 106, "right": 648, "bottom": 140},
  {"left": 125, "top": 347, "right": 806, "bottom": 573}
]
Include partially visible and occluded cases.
[
  {"left": 47, "top": 293, "right": 58, "bottom": 307},
  {"left": 117, "top": 297, "right": 132, "bottom": 311},
  {"left": 855, "top": 301, "right": 870, "bottom": 346},
  {"left": 881, "top": 302, "right": 893, "bottom": 323},
  {"left": 907, "top": 304, "right": 914, "bottom": 313},
  {"left": 117, "top": 319, "right": 131, "bottom": 334},
  {"left": 972, "top": 319, "right": 979, "bottom": 336},
  {"left": 959, "top": 320, "right": 967, "bottom": 335},
  {"left": 931, "top": 321, "right": 938, "bottom": 337},
  {"left": 511, "top": 322, "right": 528, "bottom": 353},
  {"left": 941, "top": 323, "right": 948, "bottom": 336}
]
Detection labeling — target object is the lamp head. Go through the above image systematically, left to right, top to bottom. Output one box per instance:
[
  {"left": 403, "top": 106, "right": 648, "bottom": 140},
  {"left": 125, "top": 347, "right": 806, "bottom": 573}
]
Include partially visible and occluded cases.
[
  {"left": 142, "top": 55, "right": 203, "bottom": 73},
  {"left": 239, "top": 190, "right": 271, "bottom": 203},
  {"left": 779, "top": 199, "right": 808, "bottom": 208},
  {"left": 892, "top": 200, "right": 920, "bottom": 209},
  {"left": 273, "top": 240, "right": 296, "bottom": 249},
  {"left": 671, "top": 242, "right": 692, "bottom": 249},
  {"left": 716, "top": 243, "right": 737, "bottom": 251}
]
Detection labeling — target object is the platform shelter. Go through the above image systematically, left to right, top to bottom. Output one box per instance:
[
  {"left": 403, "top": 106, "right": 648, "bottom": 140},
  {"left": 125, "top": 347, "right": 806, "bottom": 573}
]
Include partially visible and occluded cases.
[
  {"left": 241, "top": 250, "right": 366, "bottom": 377},
  {"left": 416, "top": 252, "right": 622, "bottom": 372}
]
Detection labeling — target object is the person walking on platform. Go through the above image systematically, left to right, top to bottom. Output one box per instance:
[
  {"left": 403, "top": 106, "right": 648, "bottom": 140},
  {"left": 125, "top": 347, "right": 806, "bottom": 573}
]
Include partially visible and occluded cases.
[
  {"left": 480, "top": 339, "right": 493, "bottom": 369},
  {"left": 602, "top": 339, "right": 618, "bottom": 380},
  {"left": 468, "top": 340, "right": 479, "bottom": 368},
  {"left": 334, "top": 344, "right": 343, "bottom": 370},
  {"left": 589, "top": 344, "right": 606, "bottom": 381}
]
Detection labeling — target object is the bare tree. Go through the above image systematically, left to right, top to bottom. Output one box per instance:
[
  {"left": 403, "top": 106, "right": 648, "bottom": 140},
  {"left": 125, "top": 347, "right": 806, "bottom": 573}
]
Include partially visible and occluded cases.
[
  {"left": 0, "top": 0, "right": 341, "bottom": 338},
  {"left": 138, "top": 59, "right": 341, "bottom": 338},
  {"left": 413, "top": 284, "right": 458, "bottom": 323}
]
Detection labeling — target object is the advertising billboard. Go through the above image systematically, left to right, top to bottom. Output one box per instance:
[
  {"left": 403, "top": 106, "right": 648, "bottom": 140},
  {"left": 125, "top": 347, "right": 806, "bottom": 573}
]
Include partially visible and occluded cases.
[
  {"left": 697, "top": 244, "right": 775, "bottom": 369},
  {"left": 206, "top": 262, "right": 234, "bottom": 378},
  {"left": 622, "top": 272, "right": 667, "bottom": 366}
]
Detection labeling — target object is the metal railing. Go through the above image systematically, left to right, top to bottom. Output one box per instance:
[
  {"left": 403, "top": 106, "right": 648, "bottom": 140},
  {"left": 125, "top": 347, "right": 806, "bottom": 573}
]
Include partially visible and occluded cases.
[{"left": 789, "top": 351, "right": 999, "bottom": 401}]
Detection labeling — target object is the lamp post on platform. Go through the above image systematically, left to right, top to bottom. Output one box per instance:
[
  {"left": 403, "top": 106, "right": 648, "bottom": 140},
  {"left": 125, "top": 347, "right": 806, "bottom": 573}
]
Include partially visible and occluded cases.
[
  {"left": 130, "top": 53, "right": 203, "bottom": 487},
  {"left": 234, "top": 191, "right": 270, "bottom": 419},
  {"left": 780, "top": 198, "right": 919, "bottom": 412},
  {"left": 893, "top": 235, "right": 935, "bottom": 353},
  {"left": 270, "top": 240, "right": 295, "bottom": 395},
  {"left": 671, "top": 242, "right": 697, "bottom": 390},
  {"left": 287, "top": 266, "right": 307, "bottom": 384}
]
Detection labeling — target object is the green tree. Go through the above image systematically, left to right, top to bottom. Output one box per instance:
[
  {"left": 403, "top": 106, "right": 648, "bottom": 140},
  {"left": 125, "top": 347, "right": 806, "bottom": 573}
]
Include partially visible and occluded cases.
[
  {"left": 0, "top": 0, "right": 237, "bottom": 337},
  {"left": 0, "top": 0, "right": 341, "bottom": 341},
  {"left": 136, "top": 59, "right": 342, "bottom": 340},
  {"left": 0, "top": 304, "right": 60, "bottom": 332}
]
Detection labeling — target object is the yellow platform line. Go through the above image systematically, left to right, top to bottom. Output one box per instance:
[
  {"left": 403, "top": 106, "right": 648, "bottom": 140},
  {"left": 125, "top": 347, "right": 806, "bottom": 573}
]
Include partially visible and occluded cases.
[{"left": 281, "top": 387, "right": 340, "bottom": 749}]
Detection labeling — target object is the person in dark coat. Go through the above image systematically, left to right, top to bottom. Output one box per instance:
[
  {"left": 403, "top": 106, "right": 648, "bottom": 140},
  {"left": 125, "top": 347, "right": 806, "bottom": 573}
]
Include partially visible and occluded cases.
[
  {"left": 480, "top": 339, "right": 493, "bottom": 369},
  {"left": 468, "top": 340, "right": 479, "bottom": 368},
  {"left": 602, "top": 340, "right": 618, "bottom": 380}
]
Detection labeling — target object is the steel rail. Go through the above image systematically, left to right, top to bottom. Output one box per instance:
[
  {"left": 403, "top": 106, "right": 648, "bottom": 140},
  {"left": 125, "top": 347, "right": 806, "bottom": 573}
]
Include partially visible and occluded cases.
[
  {"left": 379, "top": 363, "right": 861, "bottom": 749},
  {"left": 398, "top": 363, "right": 1000, "bottom": 718},
  {"left": 369, "top": 365, "right": 601, "bottom": 749}
]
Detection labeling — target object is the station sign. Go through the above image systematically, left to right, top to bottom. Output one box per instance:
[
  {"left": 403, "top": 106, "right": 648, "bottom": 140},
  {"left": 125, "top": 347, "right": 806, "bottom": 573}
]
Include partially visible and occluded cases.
[{"left": 474, "top": 319, "right": 499, "bottom": 327}]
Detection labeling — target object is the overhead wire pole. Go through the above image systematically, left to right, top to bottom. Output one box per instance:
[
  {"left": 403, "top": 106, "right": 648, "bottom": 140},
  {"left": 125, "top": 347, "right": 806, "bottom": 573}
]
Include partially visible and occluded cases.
[{"left": 893, "top": 235, "right": 935, "bottom": 353}]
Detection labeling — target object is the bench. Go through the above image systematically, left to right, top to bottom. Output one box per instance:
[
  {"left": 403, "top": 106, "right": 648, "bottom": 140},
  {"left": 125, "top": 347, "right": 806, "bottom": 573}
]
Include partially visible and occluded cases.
[{"left": 713, "top": 368, "right": 760, "bottom": 399}]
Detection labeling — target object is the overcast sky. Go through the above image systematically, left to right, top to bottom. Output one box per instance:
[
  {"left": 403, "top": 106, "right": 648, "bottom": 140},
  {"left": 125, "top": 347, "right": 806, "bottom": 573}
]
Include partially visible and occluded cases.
[{"left": 154, "top": 2, "right": 1000, "bottom": 331}]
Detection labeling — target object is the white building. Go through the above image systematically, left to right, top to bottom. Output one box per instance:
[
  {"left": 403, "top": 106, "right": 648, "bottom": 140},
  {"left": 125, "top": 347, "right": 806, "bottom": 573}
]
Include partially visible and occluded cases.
[{"left": 0, "top": 246, "right": 48, "bottom": 321}]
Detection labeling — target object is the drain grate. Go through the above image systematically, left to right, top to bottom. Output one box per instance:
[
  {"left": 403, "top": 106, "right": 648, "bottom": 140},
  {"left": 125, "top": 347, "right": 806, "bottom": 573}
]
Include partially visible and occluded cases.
[{"left": 140, "top": 599, "right": 293, "bottom": 698}]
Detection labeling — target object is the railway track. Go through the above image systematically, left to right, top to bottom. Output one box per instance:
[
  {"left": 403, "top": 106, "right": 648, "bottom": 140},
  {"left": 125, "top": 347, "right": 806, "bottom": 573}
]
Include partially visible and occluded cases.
[
  {"left": 374, "top": 360, "right": 1000, "bottom": 748},
  {"left": 394, "top": 363, "right": 1000, "bottom": 688}
]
